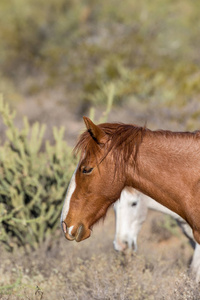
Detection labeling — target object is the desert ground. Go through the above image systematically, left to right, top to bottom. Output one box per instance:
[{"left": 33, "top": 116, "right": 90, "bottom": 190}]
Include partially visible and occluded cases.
[{"left": 0, "top": 204, "right": 199, "bottom": 300}]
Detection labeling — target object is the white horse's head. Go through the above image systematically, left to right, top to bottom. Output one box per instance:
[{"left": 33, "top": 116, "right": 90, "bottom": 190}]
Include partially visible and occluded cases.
[{"left": 113, "top": 187, "right": 148, "bottom": 252}]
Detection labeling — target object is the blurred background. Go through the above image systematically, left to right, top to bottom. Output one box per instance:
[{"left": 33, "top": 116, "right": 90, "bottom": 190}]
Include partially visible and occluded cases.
[
  {"left": 1, "top": 0, "right": 200, "bottom": 299},
  {"left": 1, "top": 0, "right": 200, "bottom": 138}
]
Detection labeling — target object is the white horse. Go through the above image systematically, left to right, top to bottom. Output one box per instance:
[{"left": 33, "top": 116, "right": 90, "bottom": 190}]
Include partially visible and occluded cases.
[{"left": 113, "top": 187, "right": 200, "bottom": 282}]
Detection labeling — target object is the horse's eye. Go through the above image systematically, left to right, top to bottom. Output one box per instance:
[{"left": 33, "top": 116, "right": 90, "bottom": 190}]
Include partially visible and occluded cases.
[
  {"left": 82, "top": 167, "right": 93, "bottom": 174},
  {"left": 131, "top": 202, "right": 137, "bottom": 207}
]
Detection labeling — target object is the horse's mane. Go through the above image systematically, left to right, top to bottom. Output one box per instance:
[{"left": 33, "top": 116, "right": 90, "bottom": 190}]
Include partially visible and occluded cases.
[
  {"left": 74, "top": 121, "right": 200, "bottom": 178},
  {"left": 74, "top": 122, "right": 200, "bottom": 172},
  {"left": 74, "top": 123, "right": 147, "bottom": 171}
]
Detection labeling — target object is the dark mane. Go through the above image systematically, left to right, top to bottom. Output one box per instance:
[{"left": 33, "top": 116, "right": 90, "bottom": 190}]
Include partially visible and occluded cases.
[{"left": 74, "top": 123, "right": 146, "bottom": 171}]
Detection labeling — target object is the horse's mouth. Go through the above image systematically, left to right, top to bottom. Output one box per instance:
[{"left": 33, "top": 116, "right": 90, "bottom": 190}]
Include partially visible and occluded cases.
[{"left": 62, "top": 222, "right": 91, "bottom": 242}]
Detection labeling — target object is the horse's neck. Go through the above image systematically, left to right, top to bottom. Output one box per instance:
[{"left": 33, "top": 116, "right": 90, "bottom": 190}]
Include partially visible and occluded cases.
[
  {"left": 128, "top": 133, "right": 196, "bottom": 219},
  {"left": 143, "top": 194, "right": 182, "bottom": 221}
]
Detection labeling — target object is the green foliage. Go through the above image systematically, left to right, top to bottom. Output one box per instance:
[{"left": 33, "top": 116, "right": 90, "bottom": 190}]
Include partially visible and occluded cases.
[
  {"left": 0, "top": 0, "right": 87, "bottom": 75},
  {"left": 1, "top": 0, "right": 200, "bottom": 110},
  {"left": 86, "top": 62, "right": 200, "bottom": 109},
  {"left": 0, "top": 97, "right": 76, "bottom": 251}
]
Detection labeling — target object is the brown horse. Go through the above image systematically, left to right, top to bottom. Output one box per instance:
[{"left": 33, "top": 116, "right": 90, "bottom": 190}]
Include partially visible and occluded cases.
[{"left": 61, "top": 117, "right": 200, "bottom": 244}]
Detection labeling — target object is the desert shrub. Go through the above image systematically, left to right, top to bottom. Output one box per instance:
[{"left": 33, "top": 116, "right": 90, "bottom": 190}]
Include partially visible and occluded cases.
[
  {"left": 0, "top": 0, "right": 88, "bottom": 76},
  {"left": 1, "top": 0, "right": 200, "bottom": 111},
  {"left": 84, "top": 58, "right": 200, "bottom": 110},
  {"left": 0, "top": 97, "right": 77, "bottom": 252},
  {"left": 151, "top": 215, "right": 180, "bottom": 242}
]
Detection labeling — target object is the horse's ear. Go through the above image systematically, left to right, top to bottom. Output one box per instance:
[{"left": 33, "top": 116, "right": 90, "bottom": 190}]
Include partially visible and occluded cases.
[{"left": 83, "top": 116, "right": 107, "bottom": 145}]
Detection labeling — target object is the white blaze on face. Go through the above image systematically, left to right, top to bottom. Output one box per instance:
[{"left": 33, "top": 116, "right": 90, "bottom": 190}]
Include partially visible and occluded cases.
[
  {"left": 60, "top": 167, "right": 77, "bottom": 229},
  {"left": 68, "top": 225, "right": 74, "bottom": 236}
]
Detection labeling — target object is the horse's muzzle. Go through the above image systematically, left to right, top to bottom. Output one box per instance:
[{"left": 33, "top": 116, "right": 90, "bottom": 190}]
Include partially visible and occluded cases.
[
  {"left": 61, "top": 222, "right": 91, "bottom": 242},
  {"left": 113, "top": 238, "right": 137, "bottom": 252}
]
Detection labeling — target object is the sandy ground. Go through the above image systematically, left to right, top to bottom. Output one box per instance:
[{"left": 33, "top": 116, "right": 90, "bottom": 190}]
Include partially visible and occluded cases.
[{"left": 0, "top": 207, "right": 198, "bottom": 300}]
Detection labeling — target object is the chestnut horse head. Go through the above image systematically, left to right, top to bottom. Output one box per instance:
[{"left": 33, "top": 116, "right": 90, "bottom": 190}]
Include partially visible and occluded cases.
[
  {"left": 61, "top": 117, "right": 145, "bottom": 242},
  {"left": 61, "top": 117, "right": 200, "bottom": 244}
]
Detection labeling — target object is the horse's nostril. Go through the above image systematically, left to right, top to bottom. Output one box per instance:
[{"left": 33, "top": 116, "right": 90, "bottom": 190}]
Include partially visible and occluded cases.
[
  {"left": 62, "top": 221, "right": 67, "bottom": 233},
  {"left": 62, "top": 223, "right": 90, "bottom": 242},
  {"left": 75, "top": 224, "right": 85, "bottom": 242},
  {"left": 119, "top": 240, "right": 128, "bottom": 251},
  {"left": 124, "top": 241, "right": 128, "bottom": 247},
  {"left": 132, "top": 242, "right": 137, "bottom": 252}
]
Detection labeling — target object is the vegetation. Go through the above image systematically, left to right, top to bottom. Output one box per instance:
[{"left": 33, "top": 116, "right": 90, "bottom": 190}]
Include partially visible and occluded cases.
[
  {"left": 1, "top": 0, "right": 200, "bottom": 110},
  {"left": 0, "top": 97, "right": 76, "bottom": 251}
]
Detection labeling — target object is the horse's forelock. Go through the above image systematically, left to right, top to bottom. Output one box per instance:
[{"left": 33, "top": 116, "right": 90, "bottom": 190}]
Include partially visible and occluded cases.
[{"left": 74, "top": 130, "right": 102, "bottom": 165}]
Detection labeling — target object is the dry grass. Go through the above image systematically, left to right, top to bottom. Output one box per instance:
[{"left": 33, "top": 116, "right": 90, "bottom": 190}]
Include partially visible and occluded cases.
[{"left": 0, "top": 210, "right": 200, "bottom": 300}]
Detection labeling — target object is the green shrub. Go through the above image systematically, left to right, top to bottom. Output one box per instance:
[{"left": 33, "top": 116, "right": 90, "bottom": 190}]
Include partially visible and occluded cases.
[
  {"left": 0, "top": 0, "right": 88, "bottom": 76},
  {"left": 1, "top": 0, "right": 200, "bottom": 110},
  {"left": 0, "top": 97, "right": 77, "bottom": 252}
]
